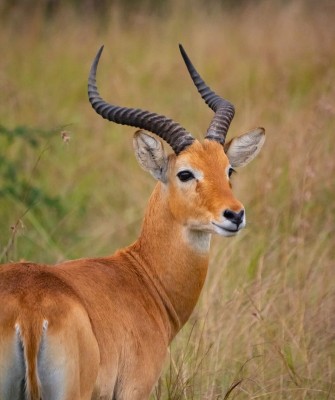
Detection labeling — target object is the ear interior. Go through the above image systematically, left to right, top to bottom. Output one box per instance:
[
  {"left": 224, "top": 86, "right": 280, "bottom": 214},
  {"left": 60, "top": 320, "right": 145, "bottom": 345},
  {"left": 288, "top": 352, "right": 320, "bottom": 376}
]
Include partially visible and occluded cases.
[
  {"left": 224, "top": 127, "right": 265, "bottom": 168},
  {"left": 133, "top": 130, "right": 168, "bottom": 182}
]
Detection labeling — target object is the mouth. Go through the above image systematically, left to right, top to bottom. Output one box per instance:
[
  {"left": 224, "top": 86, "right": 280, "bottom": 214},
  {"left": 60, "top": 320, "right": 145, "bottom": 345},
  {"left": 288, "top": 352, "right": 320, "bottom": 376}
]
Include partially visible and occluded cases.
[{"left": 212, "top": 222, "right": 240, "bottom": 236}]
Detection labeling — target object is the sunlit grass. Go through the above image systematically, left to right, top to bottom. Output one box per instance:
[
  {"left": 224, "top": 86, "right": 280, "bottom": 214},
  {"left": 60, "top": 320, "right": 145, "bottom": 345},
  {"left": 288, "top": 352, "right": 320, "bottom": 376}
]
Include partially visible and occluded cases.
[{"left": 0, "top": 1, "right": 334, "bottom": 398}]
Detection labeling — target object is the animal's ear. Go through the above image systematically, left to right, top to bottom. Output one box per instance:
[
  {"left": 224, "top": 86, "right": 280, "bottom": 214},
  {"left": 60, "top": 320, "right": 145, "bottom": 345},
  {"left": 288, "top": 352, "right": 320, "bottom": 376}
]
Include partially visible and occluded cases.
[
  {"left": 224, "top": 127, "right": 265, "bottom": 168},
  {"left": 133, "top": 130, "right": 169, "bottom": 182}
]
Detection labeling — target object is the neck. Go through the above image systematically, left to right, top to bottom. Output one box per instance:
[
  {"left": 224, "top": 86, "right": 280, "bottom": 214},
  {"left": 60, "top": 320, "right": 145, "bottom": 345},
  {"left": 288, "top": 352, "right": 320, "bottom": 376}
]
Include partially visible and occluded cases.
[{"left": 125, "top": 183, "right": 211, "bottom": 340}]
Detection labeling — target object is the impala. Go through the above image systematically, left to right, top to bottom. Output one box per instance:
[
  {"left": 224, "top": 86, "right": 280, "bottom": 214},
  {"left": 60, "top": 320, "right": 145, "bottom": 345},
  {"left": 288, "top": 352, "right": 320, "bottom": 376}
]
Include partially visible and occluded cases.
[{"left": 0, "top": 44, "right": 265, "bottom": 400}]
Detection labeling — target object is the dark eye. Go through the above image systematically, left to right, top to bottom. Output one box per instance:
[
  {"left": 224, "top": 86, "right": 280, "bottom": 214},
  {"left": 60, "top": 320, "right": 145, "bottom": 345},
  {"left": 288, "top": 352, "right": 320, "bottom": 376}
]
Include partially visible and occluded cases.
[
  {"left": 228, "top": 167, "right": 236, "bottom": 178},
  {"left": 177, "top": 170, "right": 195, "bottom": 182}
]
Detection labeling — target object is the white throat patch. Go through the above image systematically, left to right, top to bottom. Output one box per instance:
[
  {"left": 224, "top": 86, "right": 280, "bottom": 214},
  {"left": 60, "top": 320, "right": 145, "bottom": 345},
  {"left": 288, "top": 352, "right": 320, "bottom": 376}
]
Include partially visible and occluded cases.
[{"left": 183, "top": 228, "right": 211, "bottom": 253}]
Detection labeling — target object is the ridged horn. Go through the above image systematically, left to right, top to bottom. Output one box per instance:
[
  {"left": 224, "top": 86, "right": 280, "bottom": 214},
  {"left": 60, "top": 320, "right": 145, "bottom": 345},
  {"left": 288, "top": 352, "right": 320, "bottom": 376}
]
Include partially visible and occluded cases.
[
  {"left": 179, "top": 44, "right": 235, "bottom": 146},
  {"left": 88, "top": 46, "right": 195, "bottom": 155}
]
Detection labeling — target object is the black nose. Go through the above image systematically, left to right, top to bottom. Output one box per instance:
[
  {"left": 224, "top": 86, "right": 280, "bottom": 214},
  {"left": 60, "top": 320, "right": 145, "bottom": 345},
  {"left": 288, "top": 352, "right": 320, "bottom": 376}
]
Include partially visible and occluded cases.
[{"left": 223, "top": 209, "right": 244, "bottom": 227}]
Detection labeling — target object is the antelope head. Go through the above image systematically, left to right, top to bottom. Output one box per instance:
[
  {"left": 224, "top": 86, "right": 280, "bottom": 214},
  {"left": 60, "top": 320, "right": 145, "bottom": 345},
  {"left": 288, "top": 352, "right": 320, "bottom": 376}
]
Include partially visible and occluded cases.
[{"left": 88, "top": 45, "right": 265, "bottom": 238}]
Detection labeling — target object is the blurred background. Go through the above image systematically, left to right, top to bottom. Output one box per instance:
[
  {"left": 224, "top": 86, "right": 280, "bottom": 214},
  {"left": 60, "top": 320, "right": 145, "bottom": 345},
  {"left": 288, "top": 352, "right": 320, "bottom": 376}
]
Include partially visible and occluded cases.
[{"left": 0, "top": 0, "right": 334, "bottom": 398}]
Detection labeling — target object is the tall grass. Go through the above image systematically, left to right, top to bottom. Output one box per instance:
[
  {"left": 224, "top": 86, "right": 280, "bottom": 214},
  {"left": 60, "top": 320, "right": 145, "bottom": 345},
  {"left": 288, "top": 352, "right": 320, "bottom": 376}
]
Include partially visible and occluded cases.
[{"left": 0, "top": 1, "right": 334, "bottom": 398}]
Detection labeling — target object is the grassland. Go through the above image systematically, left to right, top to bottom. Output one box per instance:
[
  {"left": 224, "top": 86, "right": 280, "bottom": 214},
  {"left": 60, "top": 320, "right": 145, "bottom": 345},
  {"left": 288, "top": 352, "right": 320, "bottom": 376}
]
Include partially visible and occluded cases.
[{"left": 0, "top": 1, "right": 334, "bottom": 398}]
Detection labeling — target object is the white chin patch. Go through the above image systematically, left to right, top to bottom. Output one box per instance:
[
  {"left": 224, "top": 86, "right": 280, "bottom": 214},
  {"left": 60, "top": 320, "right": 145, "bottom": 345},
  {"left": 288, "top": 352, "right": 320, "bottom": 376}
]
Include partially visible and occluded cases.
[
  {"left": 211, "top": 220, "right": 245, "bottom": 237},
  {"left": 215, "top": 226, "right": 240, "bottom": 237}
]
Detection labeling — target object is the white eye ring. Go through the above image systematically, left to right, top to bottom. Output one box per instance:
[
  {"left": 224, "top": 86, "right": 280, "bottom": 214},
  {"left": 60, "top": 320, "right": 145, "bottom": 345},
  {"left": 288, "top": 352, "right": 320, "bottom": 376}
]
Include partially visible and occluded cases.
[{"left": 177, "top": 170, "right": 195, "bottom": 182}]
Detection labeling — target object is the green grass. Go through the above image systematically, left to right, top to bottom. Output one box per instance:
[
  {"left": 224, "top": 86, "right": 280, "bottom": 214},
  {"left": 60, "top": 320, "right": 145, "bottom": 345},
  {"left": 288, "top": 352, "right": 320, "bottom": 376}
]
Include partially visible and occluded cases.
[{"left": 1, "top": 1, "right": 334, "bottom": 398}]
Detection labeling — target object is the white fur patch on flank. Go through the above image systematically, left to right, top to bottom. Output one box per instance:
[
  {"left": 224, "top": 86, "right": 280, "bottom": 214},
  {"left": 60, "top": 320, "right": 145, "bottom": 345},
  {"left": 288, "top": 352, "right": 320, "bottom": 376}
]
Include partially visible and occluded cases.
[
  {"left": 42, "top": 319, "right": 49, "bottom": 331},
  {"left": 0, "top": 323, "right": 26, "bottom": 400},
  {"left": 14, "top": 323, "right": 21, "bottom": 336},
  {"left": 38, "top": 328, "right": 66, "bottom": 400}
]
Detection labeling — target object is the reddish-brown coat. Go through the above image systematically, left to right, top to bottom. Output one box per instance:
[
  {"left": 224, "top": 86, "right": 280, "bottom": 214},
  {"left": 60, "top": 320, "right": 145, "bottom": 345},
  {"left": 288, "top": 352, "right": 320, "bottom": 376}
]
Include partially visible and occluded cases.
[{"left": 0, "top": 138, "right": 263, "bottom": 400}]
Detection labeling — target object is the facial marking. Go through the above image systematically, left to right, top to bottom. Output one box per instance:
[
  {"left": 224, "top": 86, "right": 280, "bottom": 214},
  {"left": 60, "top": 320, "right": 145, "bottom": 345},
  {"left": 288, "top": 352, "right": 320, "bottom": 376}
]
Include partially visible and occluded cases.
[
  {"left": 167, "top": 140, "right": 246, "bottom": 239},
  {"left": 176, "top": 165, "right": 203, "bottom": 183}
]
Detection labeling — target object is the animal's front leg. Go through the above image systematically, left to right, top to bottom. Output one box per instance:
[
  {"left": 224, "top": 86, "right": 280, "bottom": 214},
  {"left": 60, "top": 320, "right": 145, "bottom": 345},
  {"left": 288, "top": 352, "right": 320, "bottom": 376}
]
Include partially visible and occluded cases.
[{"left": 113, "top": 346, "right": 167, "bottom": 400}]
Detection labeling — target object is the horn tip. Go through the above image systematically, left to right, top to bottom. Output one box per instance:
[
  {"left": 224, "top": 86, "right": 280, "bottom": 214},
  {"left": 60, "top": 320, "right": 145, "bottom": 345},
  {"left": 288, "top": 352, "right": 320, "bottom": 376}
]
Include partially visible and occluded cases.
[
  {"left": 178, "top": 43, "right": 186, "bottom": 57},
  {"left": 97, "top": 45, "right": 104, "bottom": 57}
]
